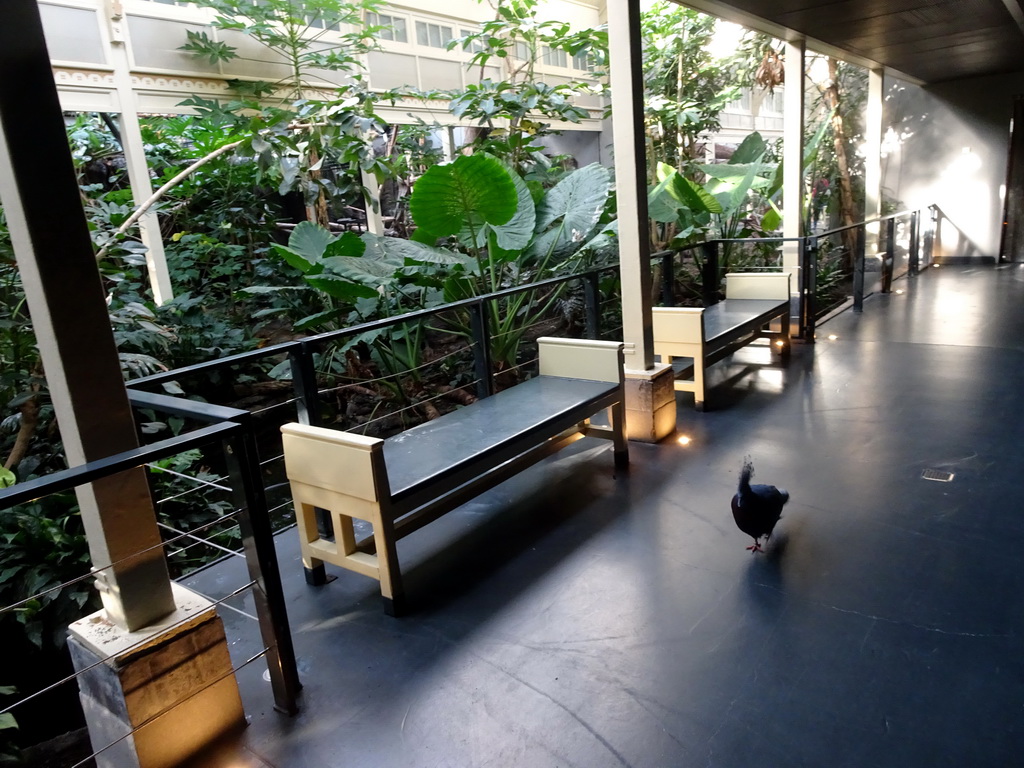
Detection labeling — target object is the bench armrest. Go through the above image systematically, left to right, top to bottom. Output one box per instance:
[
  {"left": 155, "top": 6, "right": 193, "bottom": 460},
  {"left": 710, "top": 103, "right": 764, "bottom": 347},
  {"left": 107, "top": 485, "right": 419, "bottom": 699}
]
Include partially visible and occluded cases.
[
  {"left": 724, "top": 272, "right": 791, "bottom": 300},
  {"left": 652, "top": 306, "right": 704, "bottom": 348},
  {"left": 537, "top": 337, "right": 624, "bottom": 384},
  {"left": 281, "top": 423, "right": 388, "bottom": 502}
]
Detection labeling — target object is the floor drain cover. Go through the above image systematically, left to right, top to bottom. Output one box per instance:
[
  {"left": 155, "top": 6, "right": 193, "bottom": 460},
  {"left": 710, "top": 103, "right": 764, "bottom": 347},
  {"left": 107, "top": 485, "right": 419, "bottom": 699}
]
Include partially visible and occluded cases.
[{"left": 922, "top": 469, "right": 955, "bottom": 482}]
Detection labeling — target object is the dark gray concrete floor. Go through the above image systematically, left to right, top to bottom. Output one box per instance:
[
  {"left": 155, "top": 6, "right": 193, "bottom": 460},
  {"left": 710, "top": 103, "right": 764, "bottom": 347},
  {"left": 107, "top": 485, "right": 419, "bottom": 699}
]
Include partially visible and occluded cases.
[{"left": 185, "top": 264, "right": 1024, "bottom": 768}]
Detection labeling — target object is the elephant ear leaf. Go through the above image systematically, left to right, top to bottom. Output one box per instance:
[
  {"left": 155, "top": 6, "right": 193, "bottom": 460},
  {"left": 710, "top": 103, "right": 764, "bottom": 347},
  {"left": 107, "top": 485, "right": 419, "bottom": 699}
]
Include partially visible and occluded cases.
[
  {"left": 409, "top": 154, "right": 517, "bottom": 240},
  {"left": 532, "top": 163, "right": 610, "bottom": 258},
  {"left": 491, "top": 167, "right": 537, "bottom": 252},
  {"left": 271, "top": 221, "right": 335, "bottom": 273}
]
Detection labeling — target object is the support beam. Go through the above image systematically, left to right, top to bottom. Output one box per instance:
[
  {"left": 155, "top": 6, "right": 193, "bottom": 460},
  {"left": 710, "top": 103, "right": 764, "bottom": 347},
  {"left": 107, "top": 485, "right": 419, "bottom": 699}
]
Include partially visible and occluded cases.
[
  {"left": 0, "top": 0, "right": 175, "bottom": 631},
  {"left": 105, "top": 0, "right": 174, "bottom": 305},
  {"left": 607, "top": 0, "right": 675, "bottom": 441},
  {"left": 608, "top": 0, "right": 654, "bottom": 371},
  {"left": 782, "top": 38, "right": 806, "bottom": 308},
  {"left": 865, "top": 67, "right": 884, "bottom": 221},
  {"left": 361, "top": 169, "right": 385, "bottom": 235}
]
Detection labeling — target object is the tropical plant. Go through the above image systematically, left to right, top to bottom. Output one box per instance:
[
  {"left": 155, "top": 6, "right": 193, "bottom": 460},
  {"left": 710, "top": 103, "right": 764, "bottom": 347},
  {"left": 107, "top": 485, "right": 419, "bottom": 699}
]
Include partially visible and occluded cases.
[
  {"left": 178, "top": 0, "right": 391, "bottom": 227},
  {"left": 445, "top": 0, "right": 608, "bottom": 178},
  {"left": 641, "top": 2, "right": 740, "bottom": 175},
  {"left": 271, "top": 154, "right": 616, "bottom": 373}
]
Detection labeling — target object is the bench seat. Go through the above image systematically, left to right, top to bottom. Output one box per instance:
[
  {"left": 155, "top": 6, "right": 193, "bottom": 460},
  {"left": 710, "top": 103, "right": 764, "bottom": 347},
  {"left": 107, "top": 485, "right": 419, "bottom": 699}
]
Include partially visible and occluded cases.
[
  {"left": 653, "top": 272, "right": 791, "bottom": 410},
  {"left": 281, "top": 337, "right": 627, "bottom": 615}
]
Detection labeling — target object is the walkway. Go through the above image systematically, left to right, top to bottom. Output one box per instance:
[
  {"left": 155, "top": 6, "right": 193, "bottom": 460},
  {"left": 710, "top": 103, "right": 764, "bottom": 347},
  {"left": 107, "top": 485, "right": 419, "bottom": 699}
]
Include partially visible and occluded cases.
[{"left": 187, "top": 264, "right": 1024, "bottom": 768}]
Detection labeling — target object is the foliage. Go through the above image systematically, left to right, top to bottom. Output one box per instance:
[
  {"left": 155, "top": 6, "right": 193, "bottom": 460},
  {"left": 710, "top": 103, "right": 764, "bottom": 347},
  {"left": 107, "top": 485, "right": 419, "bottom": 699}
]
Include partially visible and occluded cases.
[
  {"left": 179, "top": 0, "right": 391, "bottom": 226},
  {"left": 180, "top": 0, "right": 383, "bottom": 99},
  {"left": 444, "top": 0, "right": 608, "bottom": 176},
  {"left": 641, "top": 3, "right": 740, "bottom": 176},
  {"left": 805, "top": 55, "right": 868, "bottom": 232},
  {"left": 649, "top": 132, "right": 781, "bottom": 250},
  {"left": 273, "top": 155, "right": 617, "bottom": 372},
  {"left": 149, "top": 450, "right": 238, "bottom": 577},
  {"left": 0, "top": 495, "right": 96, "bottom": 651}
]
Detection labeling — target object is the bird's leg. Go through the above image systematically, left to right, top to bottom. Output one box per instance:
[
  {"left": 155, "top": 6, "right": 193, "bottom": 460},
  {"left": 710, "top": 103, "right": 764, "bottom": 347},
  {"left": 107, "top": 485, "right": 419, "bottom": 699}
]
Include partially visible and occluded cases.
[{"left": 745, "top": 540, "right": 763, "bottom": 552}]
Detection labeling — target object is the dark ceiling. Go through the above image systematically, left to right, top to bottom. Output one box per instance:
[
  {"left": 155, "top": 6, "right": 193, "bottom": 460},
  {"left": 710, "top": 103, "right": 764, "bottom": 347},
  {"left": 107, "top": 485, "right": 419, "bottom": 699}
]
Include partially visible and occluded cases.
[{"left": 704, "top": 0, "right": 1024, "bottom": 84}]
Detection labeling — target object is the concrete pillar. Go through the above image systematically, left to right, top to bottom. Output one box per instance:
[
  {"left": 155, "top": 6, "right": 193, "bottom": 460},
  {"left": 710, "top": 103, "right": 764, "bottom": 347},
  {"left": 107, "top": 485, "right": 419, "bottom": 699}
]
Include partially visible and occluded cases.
[
  {"left": 1, "top": 0, "right": 175, "bottom": 633},
  {"left": 104, "top": 0, "right": 174, "bottom": 305},
  {"left": 608, "top": 0, "right": 675, "bottom": 441},
  {"left": 0, "top": 4, "right": 244, "bottom": 765},
  {"left": 782, "top": 39, "right": 806, "bottom": 281},
  {"left": 865, "top": 67, "right": 885, "bottom": 256}
]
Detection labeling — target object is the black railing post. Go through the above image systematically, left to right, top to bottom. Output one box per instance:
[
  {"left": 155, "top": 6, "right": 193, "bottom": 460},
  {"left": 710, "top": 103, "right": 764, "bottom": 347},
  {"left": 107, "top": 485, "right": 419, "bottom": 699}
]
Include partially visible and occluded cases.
[
  {"left": 925, "top": 205, "right": 938, "bottom": 266},
  {"left": 909, "top": 211, "right": 921, "bottom": 277},
  {"left": 881, "top": 217, "right": 896, "bottom": 293},
  {"left": 853, "top": 225, "right": 866, "bottom": 312},
  {"left": 799, "top": 236, "right": 818, "bottom": 342},
  {"left": 702, "top": 241, "right": 720, "bottom": 306},
  {"left": 661, "top": 252, "right": 675, "bottom": 307},
  {"left": 583, "top": 271, "right": 601, "bottom": 339},
  {"left": 469, "top": 301, "right": 494, "bottom": 398},
  {"left": 289, "top": 343, "right": 321, "bottom": 426},
  {"left": 224, "top": 428, "right": 301, "bottom": 716}
]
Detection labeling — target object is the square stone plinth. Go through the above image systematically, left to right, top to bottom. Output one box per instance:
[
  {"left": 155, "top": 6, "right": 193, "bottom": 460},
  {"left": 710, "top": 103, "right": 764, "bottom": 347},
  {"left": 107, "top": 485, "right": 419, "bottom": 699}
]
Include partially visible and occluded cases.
[
  {"left": 624, "top": 364, "right": 677, "bottom": 442},
  {"left": 68, "top": 583, "right": 245, "bottom": 768}
]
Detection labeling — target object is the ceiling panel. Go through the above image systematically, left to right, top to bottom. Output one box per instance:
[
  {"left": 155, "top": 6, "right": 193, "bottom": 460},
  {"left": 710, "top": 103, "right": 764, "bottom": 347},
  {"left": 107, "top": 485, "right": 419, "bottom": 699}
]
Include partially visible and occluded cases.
[{"left": 706, "top": 0, "right": 1024, "bottom": 82}]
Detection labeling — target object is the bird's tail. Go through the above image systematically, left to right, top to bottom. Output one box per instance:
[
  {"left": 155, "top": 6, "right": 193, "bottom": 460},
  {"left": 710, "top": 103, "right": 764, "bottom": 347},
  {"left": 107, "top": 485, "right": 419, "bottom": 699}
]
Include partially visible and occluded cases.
[{"left": 739, "top": 457, "right": 753, "bottom": 492}]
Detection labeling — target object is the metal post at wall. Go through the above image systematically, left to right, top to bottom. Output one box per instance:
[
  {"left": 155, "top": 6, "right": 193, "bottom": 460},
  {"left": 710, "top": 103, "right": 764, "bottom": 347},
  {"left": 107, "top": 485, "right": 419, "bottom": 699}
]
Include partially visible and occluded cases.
[
  {"left": 909, "top": 211, "right": 921, "bottom": 276},
  {"left": 881, "top": 217, "right": 896, "bottom": 293},
  {"left": 853, "top": 225, "right": 866, "bottom": 312},
  {"left": 799, "top": 237, "right": 818, "bottom": 341}
]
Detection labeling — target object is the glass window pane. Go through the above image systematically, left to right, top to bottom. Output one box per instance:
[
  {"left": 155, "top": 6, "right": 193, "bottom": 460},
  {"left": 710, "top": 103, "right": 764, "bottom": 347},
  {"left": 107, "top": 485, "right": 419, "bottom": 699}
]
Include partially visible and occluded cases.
[
  {"left": 393, "top": 18, "right": 407, "bottom": 43},
  {"left": 416, "top": 21, "right": 429, "bottom": 46}
]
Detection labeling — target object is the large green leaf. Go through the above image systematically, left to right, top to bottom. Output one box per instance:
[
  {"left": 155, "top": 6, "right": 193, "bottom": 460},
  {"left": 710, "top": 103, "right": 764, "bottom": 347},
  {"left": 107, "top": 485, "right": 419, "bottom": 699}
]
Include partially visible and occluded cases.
[
  {"left": 728, "top": 131, "right": 767, "bottom": 164},
  {"left": 409, "top": 154, "right": 517, "bottom": 238},
  {"left": 532, "top": 163, "right": 610, "bottom": 258},
  {"left": 491, "top": 167, "right": 537, "bottom": 252},
  {"left": 648, "top": 174, "right": 684, "bottom": 223},
  {"left": 672, "top": 174, "right": 723, "bottom": 214},
  {"left": 289, "top": 221, "right": 335, "bottom": 261},
  {"left": 324, "top": 231, "right": 365, "bottom": 258},
  {"left": 362, "top": 233, "right": 476, "bottom": 270},
  {"left": 321, "top": 256, "right": 398, "bottom": 288},
  {"left": 305, "top": 274, "right": 379, "bottom": 299}
]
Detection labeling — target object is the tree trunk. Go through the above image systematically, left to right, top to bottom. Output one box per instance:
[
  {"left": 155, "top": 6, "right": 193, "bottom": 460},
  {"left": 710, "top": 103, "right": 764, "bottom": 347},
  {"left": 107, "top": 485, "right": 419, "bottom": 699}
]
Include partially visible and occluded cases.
[{"left": 824, "top": 57, "right": 859, "bottom": 264}]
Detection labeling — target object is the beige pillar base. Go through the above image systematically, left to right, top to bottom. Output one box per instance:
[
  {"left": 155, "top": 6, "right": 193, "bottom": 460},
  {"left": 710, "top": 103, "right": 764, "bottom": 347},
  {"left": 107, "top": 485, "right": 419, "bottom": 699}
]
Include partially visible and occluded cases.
[
  {"left": 624, "top": 363, "right": 677, "bottom": 443},
  {"left": 68, "top": 583, "right": 246, "bottom": 768}
]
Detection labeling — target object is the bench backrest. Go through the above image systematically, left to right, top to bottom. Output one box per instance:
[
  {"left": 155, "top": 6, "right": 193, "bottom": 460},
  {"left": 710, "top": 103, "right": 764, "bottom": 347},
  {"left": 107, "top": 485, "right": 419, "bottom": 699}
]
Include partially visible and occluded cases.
[
  {"left": 724, "top": 272, "right": 791, "bottom": 301},
  {"left": 537, "top": 337, "right": 624, "bottom": 384},
  {"left": 281, "top": 422, "right": 389, "bottom": 502}
]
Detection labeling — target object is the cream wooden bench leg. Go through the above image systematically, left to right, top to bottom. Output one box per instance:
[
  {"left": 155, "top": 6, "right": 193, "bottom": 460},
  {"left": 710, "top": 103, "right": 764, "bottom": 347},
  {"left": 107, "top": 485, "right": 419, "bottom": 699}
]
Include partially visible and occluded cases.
[
  {"left": 693, "top": 354, "right": 707, "bottom": 411},
  {"left": 371, "top": 505, "right": 406, "bottom": 616}
]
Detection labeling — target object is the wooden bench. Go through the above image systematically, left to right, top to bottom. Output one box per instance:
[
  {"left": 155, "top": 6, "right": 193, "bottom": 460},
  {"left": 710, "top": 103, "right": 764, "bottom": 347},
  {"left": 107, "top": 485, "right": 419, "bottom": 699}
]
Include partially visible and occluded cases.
[
  {"left": 652, "top": 272, "right": 791, "bottom": 410},
  {"left": 280, "top": 337, "right": 628, "bottom": 615}
]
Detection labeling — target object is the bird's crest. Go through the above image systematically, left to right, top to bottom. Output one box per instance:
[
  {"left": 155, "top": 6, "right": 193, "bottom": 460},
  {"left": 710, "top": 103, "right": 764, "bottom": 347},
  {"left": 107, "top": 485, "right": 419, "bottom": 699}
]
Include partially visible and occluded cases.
[{"left": 739, "top": 457, "right": 754, "bottom": 491}]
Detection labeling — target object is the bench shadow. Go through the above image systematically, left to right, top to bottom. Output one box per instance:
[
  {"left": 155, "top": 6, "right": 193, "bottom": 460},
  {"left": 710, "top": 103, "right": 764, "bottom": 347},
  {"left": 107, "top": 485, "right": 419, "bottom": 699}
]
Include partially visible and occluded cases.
[{"left": 398, "top": 444, "right": 636, "bottom": 616}]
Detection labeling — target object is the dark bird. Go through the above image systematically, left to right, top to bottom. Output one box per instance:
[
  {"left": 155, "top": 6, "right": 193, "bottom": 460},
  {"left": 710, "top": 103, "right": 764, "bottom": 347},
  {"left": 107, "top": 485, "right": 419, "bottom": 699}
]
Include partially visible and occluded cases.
[{"left": 731, "top": 459, "right": 789, "bottom": 552}]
